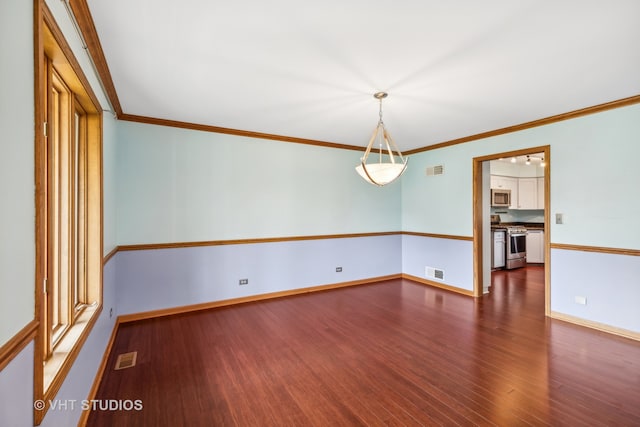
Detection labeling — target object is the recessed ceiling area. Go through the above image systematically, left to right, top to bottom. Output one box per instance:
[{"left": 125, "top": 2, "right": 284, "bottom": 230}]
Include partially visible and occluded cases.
[{"left": 86, "top": 0, "right": 640, "bottom": 151}]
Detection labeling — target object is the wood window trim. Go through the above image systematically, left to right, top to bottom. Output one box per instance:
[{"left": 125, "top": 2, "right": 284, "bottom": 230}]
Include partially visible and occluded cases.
[{"left": 34, "top": 2, "right": 103, "bottom": 425}]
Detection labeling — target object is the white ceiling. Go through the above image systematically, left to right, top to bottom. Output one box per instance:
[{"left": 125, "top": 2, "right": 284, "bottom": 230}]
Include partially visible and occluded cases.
[{"left": 86, "top": 0, "right": 640, "bottom": 151}]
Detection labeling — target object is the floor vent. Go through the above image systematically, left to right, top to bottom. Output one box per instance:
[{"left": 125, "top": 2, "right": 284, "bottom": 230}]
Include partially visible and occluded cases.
[
  {"left": 426, "top": 165, "right": 444, "bottom": 176},
  {"left": 426, "top": 267, "right": 445, "bottom": 281},
  {"left": 114, "top": 351, "right": 137, "bottom": 370}
]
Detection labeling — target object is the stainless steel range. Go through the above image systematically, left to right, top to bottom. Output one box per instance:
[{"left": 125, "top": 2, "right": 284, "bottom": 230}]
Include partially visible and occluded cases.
[{"left": 505, "top": 225, "right": 527, "bottom": 269}]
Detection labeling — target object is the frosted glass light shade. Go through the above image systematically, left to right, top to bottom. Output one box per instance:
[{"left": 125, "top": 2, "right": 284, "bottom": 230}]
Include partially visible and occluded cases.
[{"left": 355, "top": 162, "right": 407, "bottom": 186}]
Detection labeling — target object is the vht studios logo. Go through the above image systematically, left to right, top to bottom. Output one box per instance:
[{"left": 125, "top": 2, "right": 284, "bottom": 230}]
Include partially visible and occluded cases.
[{"left": 34, "top": 399, "right": 143, "bottom": 411}]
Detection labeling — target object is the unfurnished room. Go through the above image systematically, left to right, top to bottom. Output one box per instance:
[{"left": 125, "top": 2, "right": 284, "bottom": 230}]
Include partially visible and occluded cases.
[{"left": 1, "top": 1, "right": 639, "bottom": 426}]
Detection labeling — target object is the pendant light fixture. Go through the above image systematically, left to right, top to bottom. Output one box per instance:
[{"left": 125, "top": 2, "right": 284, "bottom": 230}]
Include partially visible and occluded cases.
[{"left": 355, "top": 92, "right": 408, "bottom": 186}]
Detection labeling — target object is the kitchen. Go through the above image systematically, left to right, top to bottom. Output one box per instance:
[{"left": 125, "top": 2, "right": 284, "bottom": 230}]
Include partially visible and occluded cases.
[{"left": 490, "top": 153, "right": 546, "bottom": 275}]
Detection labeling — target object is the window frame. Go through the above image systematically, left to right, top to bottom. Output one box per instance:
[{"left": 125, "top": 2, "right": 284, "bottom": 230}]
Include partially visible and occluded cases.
[
  {"left": 34, "top": 2, "right": 103, "bottom": 424},
  {"left": 44, "top": 65, "right": 94, "bottom": 358}
]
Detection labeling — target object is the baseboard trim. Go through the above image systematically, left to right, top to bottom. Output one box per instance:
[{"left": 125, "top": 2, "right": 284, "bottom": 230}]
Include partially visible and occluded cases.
[
  {"left": 118, "top": 274, "right": 403, "bottom": 324},
  {"left": 401, "top": 274, "right": 475, "bottom": 297},
  {"left": 550, "top": 311, "right": 640, "bottom": 342},
  {"left": 0, "top": 320, "right": 38, "bottom": 372},
  {"left": 77, "top": 320, "right": 120, "bottom": 427}
]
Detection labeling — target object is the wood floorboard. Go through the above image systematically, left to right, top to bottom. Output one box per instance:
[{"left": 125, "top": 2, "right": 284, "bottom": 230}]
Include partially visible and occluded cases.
[{"left": 88, "top": 266, "right": 640, "bottom": 426}]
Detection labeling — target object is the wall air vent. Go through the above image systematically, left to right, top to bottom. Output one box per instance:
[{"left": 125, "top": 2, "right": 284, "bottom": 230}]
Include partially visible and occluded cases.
[
  {"left": 426, "top": 165, "right": 444, "bottom": 176},
  {"left": 425, "top": 267, "right": 445, "bottom": 281}
]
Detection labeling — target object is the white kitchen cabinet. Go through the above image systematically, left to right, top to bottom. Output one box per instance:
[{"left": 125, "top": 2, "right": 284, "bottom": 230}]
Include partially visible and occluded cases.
[
  {"left": 490, "top": 175, "right": 518, "bottom": 209},
  {"left": 537, "top": 177, "right": 544, "bottom": 208},
  {"left": 517, "top": 178, "right": 538, "bottom": 209},
  {"left": 492, "top": 230, "right": 506, "bottom": 269},
  {"left": 526, "top": 230, "right": 544, "bottom": 263}
]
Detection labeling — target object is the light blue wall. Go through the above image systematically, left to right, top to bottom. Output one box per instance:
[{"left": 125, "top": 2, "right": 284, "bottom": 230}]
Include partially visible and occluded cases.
[
  {"left": 0, "top": 0, "right": 34, "bottom": 349},
  {"left": 1, "top": 0, "right": 639, "bottom": 424},
  {"left": 0, "top": 1, "right": 120, "bottom": 426},
  {"left": 0, "top": 1, "right": 36, "bottom": 424},
  {"left": 115, "top": 100, "right": 640, "bottom": 334},
  {"left": 402, "top": 103, "right": 640, "bottom": 333},
  {"left": 403, "top": 104, "right": 640, "bottom": 249},
  {"left": 550, "top": 106, "right": 640, "bottom": 249},
  {"left": 103, "top": 112, "right": 118, "bottom": 253},
  {"left": 115, "top": 119, "right": 403, "bottom": 320},
  {"left": 116, "top": 121, "right": 401, "bottom": 245},
  {"left": 402, "top": 142, "right": 477, "bottom": 237}
]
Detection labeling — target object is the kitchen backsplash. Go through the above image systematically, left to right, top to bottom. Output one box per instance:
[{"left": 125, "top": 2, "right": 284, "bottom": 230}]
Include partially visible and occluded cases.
[{"left": 491, "top": 208, "right": 544, "bottom": 223}]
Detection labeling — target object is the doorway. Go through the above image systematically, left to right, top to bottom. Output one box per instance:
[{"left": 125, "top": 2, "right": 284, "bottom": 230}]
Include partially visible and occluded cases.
[{"left": 472, "top": 146, "right": 550, "bottom": 315}]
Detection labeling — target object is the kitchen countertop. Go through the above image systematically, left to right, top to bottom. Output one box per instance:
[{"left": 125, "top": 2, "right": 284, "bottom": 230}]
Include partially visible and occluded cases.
[{"left": 491, "top": 222, "right": 545, "bottom": 230}]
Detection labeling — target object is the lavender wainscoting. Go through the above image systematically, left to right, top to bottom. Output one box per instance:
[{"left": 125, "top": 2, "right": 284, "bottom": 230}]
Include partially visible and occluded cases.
[{"left": 115, "top": 235, "right": 403, "bottom": 316}]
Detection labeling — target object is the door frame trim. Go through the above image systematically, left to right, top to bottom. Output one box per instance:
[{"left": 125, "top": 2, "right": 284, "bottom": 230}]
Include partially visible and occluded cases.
[{"left": 472, "top": 145, "right": 551, "bottom": 316}]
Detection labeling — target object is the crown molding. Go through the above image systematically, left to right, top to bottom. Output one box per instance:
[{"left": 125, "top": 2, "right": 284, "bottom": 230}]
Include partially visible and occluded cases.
[
  {"left": 68, "top": 0, "right": 122, "bottom": 115},
  {"left": 404, "top": 95, "right": 640, "bottom": 155},
  {"left": 118, "top": 113, "right": 365, "bottom": 151}
]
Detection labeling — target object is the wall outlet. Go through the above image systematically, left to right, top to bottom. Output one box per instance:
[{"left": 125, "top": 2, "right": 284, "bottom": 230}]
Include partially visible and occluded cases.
[
  {"left": 336, "top": 267, "right": 342, "bottom": 272},
  {"left": 239, "top": 279, "right": 249, "bottom": 285},
  {"left": 574, "top": 296, "right": 587, "bottom": 305},
  {"left": 109, "top": 308, "right": 113, "bottom": 318}
]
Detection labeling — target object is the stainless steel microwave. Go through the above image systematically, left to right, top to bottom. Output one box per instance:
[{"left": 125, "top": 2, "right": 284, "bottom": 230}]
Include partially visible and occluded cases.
[{"left": 491, "top": 189, "right": 511, "bottom": 207}]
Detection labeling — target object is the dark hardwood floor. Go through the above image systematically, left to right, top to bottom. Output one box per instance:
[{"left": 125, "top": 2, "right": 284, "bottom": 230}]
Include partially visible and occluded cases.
[{"left": 88, "top": 266, "right": 640, "bottom": 426}]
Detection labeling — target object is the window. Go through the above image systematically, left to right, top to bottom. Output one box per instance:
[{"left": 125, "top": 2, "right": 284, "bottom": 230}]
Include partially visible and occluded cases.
[
  {"left": 35, "top": 5, "right": 102, "bottom": 425},
  {"left": 44, "top": 65, "right": 94, "bottom": 357}
]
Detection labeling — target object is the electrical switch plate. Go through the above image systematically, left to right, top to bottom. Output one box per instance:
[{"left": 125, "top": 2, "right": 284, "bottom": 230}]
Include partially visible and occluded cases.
[
  {"left": 556, "top": 213, "right": 563, "bottom": 224},
  {"left": 336, "top": 267, "right": 342, "bottom": 272}
]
